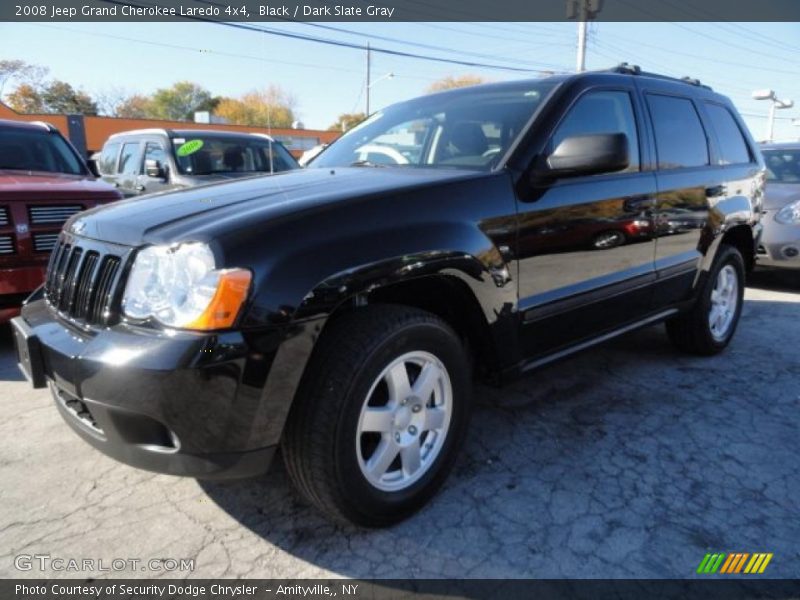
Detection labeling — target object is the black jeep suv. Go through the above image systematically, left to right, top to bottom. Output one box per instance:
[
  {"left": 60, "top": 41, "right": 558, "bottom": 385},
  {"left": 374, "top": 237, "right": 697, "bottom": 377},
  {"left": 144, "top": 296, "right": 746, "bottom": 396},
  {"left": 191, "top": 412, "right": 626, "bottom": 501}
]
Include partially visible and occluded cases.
[{"left": 13, "top": 67, "right": 763, "bottom": 526}]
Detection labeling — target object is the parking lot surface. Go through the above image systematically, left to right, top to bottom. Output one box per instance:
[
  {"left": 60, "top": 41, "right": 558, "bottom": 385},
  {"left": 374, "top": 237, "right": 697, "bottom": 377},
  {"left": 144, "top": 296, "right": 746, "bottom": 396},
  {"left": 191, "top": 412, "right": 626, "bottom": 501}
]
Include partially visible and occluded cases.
[{"left": 1, "top": 271, "right": 798, "bottom": 579}]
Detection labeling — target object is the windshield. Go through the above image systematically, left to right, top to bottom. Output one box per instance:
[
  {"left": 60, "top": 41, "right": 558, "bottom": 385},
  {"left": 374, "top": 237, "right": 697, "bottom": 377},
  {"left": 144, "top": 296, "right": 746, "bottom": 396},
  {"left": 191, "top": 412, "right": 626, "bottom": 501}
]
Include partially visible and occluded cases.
[
  {"left": 312, "top": 81, "right": 557, "bottom": 171},
  {"left": 0, "top": 129, "right": 85, "bottom": 175},
  {"left": 171, "top": 135, "right": 298, "bottom": 176},
  {"left": 763, "top": 149, "right": 800, "bottom": 184}
]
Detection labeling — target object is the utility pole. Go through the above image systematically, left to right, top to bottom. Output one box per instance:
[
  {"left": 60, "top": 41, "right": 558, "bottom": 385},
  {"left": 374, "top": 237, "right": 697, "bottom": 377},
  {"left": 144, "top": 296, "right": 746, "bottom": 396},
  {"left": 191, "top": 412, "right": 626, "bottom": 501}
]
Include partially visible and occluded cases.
[
  {"left": 567, "top": 0, "right": 602, "bottom": 73},
  {"left": 576, "top": 19, "right": 587, "bottom": 73},
  {"left": 366, "top": 41, "right": 371, "bottom": 116}
]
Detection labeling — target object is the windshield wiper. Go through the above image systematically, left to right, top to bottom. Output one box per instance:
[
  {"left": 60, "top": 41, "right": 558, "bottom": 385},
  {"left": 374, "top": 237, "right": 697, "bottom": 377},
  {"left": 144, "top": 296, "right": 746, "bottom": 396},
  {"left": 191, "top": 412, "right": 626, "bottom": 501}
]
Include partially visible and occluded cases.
[{"left": 349, "top": 160, "right": 387, "bottom": 168}]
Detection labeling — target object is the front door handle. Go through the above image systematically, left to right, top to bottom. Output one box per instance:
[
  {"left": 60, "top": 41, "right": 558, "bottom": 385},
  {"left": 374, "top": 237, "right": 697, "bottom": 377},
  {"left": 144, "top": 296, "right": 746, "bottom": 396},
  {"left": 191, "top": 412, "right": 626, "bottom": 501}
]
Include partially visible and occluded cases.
[{"left": 705, "top": 185, "right": 726, "bottom": 198}]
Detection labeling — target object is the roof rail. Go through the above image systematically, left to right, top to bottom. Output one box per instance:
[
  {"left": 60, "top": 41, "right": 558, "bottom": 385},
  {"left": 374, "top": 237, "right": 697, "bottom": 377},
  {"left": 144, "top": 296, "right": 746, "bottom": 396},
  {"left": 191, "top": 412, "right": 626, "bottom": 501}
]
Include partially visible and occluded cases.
[
  {"left": 612, "top": 62, "right": 641, "bottom": 75},
  {"left": 605, "top": 63, "right": 712, "bottom": 91},
  {"left": 30, "top": 120, "right": 57, "bottom": 132}
]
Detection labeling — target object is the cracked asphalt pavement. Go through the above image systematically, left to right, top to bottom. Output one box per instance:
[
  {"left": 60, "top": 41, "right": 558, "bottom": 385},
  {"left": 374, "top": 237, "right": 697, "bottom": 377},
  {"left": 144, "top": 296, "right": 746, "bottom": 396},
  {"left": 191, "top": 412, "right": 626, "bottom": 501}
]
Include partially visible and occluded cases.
[{"left": 1, "top": 270, "right": 798, "bottom": 579}]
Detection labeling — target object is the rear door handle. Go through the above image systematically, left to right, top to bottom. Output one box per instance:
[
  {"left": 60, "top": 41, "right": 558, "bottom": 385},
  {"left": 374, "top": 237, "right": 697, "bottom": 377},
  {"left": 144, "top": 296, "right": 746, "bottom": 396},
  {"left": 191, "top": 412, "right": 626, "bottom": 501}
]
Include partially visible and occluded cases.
[{"left": 135, "top": 185, "right": 146, "bottom": 192}]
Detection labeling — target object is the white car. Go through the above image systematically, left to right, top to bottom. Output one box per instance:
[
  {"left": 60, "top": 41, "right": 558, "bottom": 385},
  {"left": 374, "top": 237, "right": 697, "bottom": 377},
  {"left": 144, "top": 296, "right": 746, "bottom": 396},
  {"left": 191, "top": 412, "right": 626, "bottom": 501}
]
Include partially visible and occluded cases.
[{"left": 759, "top": 143, "right": 800, "bottom": 268}]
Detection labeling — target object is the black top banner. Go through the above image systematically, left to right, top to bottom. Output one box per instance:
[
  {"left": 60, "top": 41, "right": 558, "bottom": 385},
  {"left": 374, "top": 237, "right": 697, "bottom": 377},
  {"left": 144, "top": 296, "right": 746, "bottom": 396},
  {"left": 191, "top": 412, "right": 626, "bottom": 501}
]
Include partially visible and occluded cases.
[{"left": 3, "top": 0, "right": 800, "bottom": 22}]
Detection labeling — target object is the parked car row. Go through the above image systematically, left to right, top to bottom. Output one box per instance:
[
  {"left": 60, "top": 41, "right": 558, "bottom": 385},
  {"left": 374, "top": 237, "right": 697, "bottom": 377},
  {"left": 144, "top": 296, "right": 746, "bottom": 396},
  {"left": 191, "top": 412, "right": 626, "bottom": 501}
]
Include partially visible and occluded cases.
[
  {"left": 3, "top": 65, "right": 799, "bottom": 527},
  {"left": 0, "top": 124, "right": 300, "bottom": 322}
]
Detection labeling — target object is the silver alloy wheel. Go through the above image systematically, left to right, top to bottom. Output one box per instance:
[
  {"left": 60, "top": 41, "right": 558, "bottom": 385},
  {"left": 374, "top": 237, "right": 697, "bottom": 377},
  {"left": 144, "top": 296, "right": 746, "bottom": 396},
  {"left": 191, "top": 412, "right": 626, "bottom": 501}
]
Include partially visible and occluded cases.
[
  {"left": 594, "top": 231, "right": 623, "bottom": 249},
  {"left": 709, "top": 264, "right": 739, "bottom": 341},
  {"left": 356, "top": 351, "right": 453, "bottom": 492}
]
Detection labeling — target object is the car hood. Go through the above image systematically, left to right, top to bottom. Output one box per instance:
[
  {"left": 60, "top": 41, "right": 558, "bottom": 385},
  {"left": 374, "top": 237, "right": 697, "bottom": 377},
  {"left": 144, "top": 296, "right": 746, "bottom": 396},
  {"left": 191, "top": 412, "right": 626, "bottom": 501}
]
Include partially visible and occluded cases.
[
  {"left": 67, "top": 167, "right": 481, "bottom": 246},
  {"left": 0, "top": 170, "right": 121, "bottom": 200},
  {"left": 764, "top": 183, "right": 800, "bottom": 210}
]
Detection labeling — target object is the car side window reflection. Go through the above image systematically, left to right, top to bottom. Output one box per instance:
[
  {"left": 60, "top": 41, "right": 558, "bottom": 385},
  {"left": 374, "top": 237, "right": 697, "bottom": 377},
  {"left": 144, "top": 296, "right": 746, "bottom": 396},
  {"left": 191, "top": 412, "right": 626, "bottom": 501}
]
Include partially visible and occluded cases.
[
  {"left": 552, "top": 90, "right": 640, "bottom": 173},
  {"left": 143, "top": 142, "right": 167, "bottom": 173}
]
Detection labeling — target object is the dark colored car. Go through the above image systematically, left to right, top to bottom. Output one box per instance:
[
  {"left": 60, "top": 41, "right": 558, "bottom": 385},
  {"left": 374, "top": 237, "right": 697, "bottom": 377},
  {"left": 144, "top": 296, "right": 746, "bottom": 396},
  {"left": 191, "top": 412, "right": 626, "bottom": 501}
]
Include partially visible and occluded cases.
[
  {"left": 12, "top": 67, "right": 763, "bottom": 526},
  {"left": 0, "top": 119, "right": 122, "bottom": 323},
  {"left": 95, "top": 129, "right": 299, "bottom": 197},
  {"left": 757, "top": 143, "right": 800, "bottom": 268}
]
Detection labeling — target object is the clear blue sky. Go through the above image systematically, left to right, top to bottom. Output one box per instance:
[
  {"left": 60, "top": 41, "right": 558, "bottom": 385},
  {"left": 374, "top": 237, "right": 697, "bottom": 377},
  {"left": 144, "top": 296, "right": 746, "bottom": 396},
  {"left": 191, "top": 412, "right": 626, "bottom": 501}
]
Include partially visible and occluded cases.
[{"left": 1, "top": 21, "right": 798, "bottom": 139}]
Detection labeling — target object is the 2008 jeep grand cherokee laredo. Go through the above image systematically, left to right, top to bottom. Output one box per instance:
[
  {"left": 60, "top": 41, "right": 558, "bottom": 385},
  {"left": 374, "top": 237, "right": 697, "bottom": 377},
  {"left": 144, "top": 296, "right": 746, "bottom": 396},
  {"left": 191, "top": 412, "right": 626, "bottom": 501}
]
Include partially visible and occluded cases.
[{"left": 13, "top": 67, "right": 763, "bottom": 527}]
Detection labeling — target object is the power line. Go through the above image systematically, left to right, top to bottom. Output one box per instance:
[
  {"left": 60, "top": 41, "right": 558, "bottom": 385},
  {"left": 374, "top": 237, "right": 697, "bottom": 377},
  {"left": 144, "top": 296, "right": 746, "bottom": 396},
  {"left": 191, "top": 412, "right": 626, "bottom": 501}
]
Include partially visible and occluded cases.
[
  {"left": 102, "top": 0, "right": 559, "bottom": 74},
  {"left": 191, "top": 1, "right": 571, "bottom": 72}
]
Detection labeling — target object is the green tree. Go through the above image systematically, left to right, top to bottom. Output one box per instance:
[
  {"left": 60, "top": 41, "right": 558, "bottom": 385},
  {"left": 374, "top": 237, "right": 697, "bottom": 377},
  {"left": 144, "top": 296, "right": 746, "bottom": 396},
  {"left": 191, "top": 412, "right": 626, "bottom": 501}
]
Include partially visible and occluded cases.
[
  {"left": 427, "top": 75, "right": 487, "bottom": 93},
  {"left": 6, "top": 80, "right": 98, "bottom": 115},
  {"left": 40, "top": 80, "right": 98, "bottom": 115},
  {"left": 149, "top": 81, "right": 213, "bottom": 121},
  {"left": 214, "top": 85, "right": 296, "bottom": 127},
  {"left": 113, "top": 94, "right": 155, "bottom": 118},
  {"left": 329, "top": 112, "right": 366, "bottom": 132}
]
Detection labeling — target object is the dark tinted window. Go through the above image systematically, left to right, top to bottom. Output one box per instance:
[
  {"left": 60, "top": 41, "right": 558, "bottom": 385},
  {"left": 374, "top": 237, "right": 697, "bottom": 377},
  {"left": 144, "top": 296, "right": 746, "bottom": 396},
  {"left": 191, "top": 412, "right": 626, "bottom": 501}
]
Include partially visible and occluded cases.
[
  {"left": 553, "top": 90, "right": 640, "bottom": 172},
  {"left": 647, "top": 95, "right": 709, "bottom": 169},
  {"left": 705, "top": 103, "right": 751, "bottom": 165},
  {"left": 0, "top": 129, "right": 84, "bottom": 175},
  {"left": 98, "top": 142, "right": 120, "bottom": 175},
  {"left": 118, "top": 142, "right": 140, "bottom": 175},
  {"left": 143, "top": 142, "right": 167, "bottom": 172}
]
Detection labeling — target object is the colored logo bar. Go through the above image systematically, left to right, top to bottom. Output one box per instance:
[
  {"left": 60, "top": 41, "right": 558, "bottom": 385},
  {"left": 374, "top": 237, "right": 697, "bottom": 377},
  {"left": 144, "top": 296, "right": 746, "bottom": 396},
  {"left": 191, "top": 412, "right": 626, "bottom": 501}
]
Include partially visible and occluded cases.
[{"left": 697, "top": 553, "right": 773, "bottom": 574}]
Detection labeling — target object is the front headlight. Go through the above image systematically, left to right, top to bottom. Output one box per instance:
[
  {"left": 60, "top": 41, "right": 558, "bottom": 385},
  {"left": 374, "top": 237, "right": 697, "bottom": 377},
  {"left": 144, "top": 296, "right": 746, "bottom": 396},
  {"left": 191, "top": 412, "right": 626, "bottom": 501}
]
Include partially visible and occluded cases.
[
  {"left": 775, "top": 200, "right": 800, "bottom": 225},
  {"left": 122, "top": 242, "right": 251, "bottom": 330}
]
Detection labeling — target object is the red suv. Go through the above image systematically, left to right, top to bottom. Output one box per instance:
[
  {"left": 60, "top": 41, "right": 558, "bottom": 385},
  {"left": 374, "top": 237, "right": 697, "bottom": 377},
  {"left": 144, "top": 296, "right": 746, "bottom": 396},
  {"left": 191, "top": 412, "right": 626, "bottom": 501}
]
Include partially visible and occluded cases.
[{"left": 0, "top": 119, "right": 122, "bottom": 323}]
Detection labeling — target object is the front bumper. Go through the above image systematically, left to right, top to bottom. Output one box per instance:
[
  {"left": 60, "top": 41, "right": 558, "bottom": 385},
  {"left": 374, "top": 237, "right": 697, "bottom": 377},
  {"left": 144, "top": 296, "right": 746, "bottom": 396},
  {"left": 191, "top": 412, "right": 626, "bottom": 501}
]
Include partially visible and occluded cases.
[
  {"left": 756, "top": 213, "right": 800, "bottom": 269},
  {"left": 10, "top": 299, "right": 302, "bottom": 480}
]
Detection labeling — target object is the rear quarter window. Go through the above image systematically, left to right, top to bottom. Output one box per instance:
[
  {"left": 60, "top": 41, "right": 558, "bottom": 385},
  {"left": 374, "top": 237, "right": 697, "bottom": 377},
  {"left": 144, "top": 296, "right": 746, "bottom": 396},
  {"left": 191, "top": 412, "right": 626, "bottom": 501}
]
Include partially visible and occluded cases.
[
  {"left": 647, "top": 94, "right": 709, "bottom": 169},
  {"left": 704, "top": 103, "right": 752, "bottom": 165},
  {"left": 98, "top": 142, "right": 120, "bottom": 175}
]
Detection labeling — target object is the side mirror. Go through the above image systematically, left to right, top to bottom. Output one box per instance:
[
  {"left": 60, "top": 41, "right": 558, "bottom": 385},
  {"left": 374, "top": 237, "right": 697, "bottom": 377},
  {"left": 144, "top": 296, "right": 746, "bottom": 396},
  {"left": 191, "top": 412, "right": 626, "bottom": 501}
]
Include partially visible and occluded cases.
[
  {"left": 536, "top": 133, "right": 629, "bottom": 179},
  {"left": 86, "top": 158, "right": 100, "bottom": 178},
  {"left": 145, "top": 159, "right": 166, "bottom": 179}
]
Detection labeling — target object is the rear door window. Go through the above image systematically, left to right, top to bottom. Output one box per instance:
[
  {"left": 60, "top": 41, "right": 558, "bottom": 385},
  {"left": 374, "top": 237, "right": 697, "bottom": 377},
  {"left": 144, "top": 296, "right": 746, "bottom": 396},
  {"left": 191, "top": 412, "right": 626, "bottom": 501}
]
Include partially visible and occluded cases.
[
  {"left": 552, "top": 90, "right": 640, "bottom": 172},
  {"left": 646, "top": 95, "right": 709, "bottom": 169},
  {"left": 704, "top": 103, "right": 752, "bottom": 165}
]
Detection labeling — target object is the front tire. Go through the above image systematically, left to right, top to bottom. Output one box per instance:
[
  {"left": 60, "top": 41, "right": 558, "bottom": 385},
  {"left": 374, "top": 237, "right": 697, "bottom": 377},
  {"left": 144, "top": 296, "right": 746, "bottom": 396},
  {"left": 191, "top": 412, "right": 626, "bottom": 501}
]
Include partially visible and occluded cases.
[
  {"left": 666, "top": 244, "right": 745, "bottom": 355},
  {"left": 282, "top": 305, "right": 472, "bottom": 527}
]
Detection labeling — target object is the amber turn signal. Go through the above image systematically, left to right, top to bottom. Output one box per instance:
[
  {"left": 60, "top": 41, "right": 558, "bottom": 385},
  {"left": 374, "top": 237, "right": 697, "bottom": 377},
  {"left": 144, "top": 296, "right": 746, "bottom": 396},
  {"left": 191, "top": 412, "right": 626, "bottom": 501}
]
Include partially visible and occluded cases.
[{"left": 185, "top": 269, "right": 252, "bottom": 331}]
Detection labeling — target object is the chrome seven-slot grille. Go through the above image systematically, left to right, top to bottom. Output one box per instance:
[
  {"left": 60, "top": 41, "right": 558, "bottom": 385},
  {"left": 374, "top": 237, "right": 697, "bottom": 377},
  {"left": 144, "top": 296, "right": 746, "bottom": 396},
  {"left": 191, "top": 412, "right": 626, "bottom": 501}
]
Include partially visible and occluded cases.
[{"left": 45, "top": 239, "right": 123, "bottom": 325}]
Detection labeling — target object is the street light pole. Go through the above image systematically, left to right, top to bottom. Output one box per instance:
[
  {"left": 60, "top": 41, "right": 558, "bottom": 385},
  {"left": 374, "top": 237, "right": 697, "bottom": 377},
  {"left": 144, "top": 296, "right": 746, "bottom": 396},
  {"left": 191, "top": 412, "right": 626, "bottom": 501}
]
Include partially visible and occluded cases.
[
  {"left": 753, "top": 89, "right": 794, "bottom": 143},
  {"left": 767, "top": 102, "right": 777, "bottom": 143}
]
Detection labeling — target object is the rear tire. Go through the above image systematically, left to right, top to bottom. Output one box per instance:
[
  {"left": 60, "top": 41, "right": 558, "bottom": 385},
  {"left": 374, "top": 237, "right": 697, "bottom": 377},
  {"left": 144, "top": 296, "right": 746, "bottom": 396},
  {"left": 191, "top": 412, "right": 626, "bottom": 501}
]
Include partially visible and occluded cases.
[
  {"left": 666, "top": 244, "right": 745, "bottom": 356},
  {"left": 282, "top": 304, "right": 472, "bottom": 527}
]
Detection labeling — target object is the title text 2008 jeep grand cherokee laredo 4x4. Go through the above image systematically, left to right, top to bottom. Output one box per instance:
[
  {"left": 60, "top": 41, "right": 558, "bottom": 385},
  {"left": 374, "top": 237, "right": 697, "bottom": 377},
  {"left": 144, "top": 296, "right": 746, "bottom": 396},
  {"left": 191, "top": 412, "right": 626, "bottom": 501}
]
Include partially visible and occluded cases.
[{"left": 13, "top": 67, "right": 763, "bottom": 526}]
